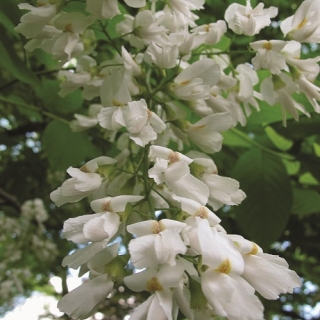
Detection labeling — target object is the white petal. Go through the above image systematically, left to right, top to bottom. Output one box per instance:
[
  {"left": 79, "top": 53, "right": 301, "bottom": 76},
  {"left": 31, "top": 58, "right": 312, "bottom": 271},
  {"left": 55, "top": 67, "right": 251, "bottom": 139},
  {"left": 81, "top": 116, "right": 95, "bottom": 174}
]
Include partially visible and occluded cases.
[{"left": 58, "top": 274, "right": 113, "bottom": 320}]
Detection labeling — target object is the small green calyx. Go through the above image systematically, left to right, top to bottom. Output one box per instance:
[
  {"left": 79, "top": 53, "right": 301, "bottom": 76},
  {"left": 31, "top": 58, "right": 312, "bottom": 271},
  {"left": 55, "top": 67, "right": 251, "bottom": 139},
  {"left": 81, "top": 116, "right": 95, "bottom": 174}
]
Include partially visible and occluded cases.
[
  {"left": 288, "top": 65, "right": 301, "bottom": 81},
  {"left": 272, "top": 74, "right": 286, "bottom": 91},
  {"left": 171, "top": 119, "right": 190, "bottom": 132},
  {"left": 189, "top": 162, "right": 205, "bottom": 178},
  {"left": 96, "top": 164, "right": 116, "bottom": 178},
  {"left": 104, "top": 256, "right": 128, "bottom": 281},
  {"left": 188, "top": 275, "right": 208, "bottom": 310}
]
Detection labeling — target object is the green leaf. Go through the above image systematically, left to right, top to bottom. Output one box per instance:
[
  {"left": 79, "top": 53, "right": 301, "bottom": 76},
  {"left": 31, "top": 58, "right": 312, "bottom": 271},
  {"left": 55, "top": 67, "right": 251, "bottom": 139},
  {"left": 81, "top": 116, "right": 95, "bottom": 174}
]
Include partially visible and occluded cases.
[
  {"left": 0, "top": 1, "right": 21, "bottom": 35},
  {"left": 0, "top": 35, "right": 39, "bottom": 87},
  {"left": 213, "top": 35, "right": 231, "bottom": 51},
  {"left": 33, "top": 49, "right": 57, "bottom": 69},
  {"left": 35, "top": 80, "right": 82, "bottom": 114},
  {"left": 5, "top": 94, "right": 42, "bottom": 120},
  {"left": 247, "top": 100, "right": 285, "bottom": 125},
  {"left": 271, "top": 114, "right": 320, "bottom": 140},
  {"left": 43, "top": 120, "right": 100, "bottom": 171},
  {"left": 265, "top": 126, "right": 293, "bottom": 151},
  {"left": 222, "top": 129, "right": 252, "bottom": 148},
  {"left": 233, "top": 149, "right": 292, "bottom": 249},
  {"left": 282, "top": 159, "right": 300, "bottom": 175},
  {"left": 299, "top": 172, "right": 319, "bottom": 185},
  {"left": 292, "top": 188, "right": 320, "bottom": 215}
]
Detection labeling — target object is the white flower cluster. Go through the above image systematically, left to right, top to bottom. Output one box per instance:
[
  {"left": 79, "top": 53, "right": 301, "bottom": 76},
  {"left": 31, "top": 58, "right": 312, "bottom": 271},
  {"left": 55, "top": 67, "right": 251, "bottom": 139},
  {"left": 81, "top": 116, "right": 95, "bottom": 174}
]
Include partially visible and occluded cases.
[{"left": 14, "top": 0, "right": 319, "bottom": 318}]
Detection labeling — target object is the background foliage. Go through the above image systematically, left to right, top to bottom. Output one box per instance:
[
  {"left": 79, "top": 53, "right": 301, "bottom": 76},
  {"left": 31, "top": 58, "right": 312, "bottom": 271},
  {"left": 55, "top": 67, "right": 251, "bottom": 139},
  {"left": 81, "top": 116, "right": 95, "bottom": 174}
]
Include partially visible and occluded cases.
[{"left": 0, "top": 0, "right": 320, "bottom": 319}]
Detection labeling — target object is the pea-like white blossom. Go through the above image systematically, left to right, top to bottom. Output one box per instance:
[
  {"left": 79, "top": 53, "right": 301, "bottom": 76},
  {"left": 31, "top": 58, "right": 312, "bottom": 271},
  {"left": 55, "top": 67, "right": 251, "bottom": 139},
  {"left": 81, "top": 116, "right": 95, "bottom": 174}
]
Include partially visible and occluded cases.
[
  {"left": 86, "top": 0, "right": 120, "bottom": 19},
  {"left": 225, "top": 0, "right": 278, "bottom": 36},
  {"left": 281, "top": 0, "right": 320, "bottom": 43},
  {"left": 15, "top": 1, "right": 57, "bottom": 38},
  {"left": 193, "top": 20, "right": 227, "bottom": 45},
  {"left": 250, "top": 40, "right": 288, "bottom": 74},
  {"left": 146, "top": 42, "right": 179, "bottom": 69},
  {"left": 173, "top": 59, "right": 221, "bottom": 101},
  {"left": 261, "top": 73, "right": 310, "bottom": 126},
  {"left": 121, "top": 99, "right": 166, "bottom": 147},
  {"left": 70, "top": 104, "right": 103, "bottom": 132},
  {"left": 185, "top": 112, "right": 233, "bottom": 153},
  {"left": 148, "top": 149, "right": 209, "bottom": 205},
  {"left": 187, "top": 151, "right": 246, "bottom": 210},
  {"left": 50, "top": 156, "right": 117, "bottom": 207},
  {"left": 62, "top": 195, "right": 143, "bottom": 244},
  {"left": 127, "top": 219, "right": 187, "bottom": 268},
  {"left": 198, "top": 220, "right": 264, "bottom": 320},
  {"left": 229, "top": 235, "right": 301, "bottom": 300},
  {"left": 59, "top": 244, "right": 119, "bottom": 319},
  {"left": 124, "top": 263, "right": 186, "bottom": 320},
  {"left": 58, "top": 273, "right": 114, "bottom": 320}
]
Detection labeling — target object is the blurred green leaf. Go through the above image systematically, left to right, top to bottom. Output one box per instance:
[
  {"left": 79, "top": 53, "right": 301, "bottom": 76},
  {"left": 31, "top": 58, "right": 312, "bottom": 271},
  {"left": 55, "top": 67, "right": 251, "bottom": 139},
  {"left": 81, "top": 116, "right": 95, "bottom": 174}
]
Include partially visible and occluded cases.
[
  {"left": 0, "top": 34, "right": 39, "bottom": 87},
  {"left": 35, "top": 79, "right": 82, "bottom": 114},
  {"left": 271, "top": 114, "right": 320, "bottom": 140},
  {"left": 43, "top": 120, "right": 100, "bottom": 171},
  {"left": 265, "top": 125, "right": 293, "bottom": 151},
  {"left": 233, "top": 148, "right": 292, "bottom": 249},
  {"left": 292, "top": 188, "right": 320, "bottom": 215}
]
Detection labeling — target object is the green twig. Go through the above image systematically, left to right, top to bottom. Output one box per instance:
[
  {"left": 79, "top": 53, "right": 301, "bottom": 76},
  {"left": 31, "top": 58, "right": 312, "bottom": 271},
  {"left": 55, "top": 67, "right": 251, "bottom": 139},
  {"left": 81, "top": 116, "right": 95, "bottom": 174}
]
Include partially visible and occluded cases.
[
  {"left": 0, "top": 96, "right": 69, "bottom": 125},
  {"left": 230, "top": 128, "right": 295, "bottom": 160}
]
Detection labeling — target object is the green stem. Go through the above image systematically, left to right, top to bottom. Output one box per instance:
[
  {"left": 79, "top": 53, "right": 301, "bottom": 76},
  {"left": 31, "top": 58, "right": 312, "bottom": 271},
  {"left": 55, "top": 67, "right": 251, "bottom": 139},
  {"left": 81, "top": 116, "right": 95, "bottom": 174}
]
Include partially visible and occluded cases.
[
  {"left": 99, "top": 21, "right": 121, "bottom": 56},
  {"left": 193, "top": 50, "right": 255, "bottom": 56},
  {"left": 0, "top": 96, "right": 69, "bottom": 125},
  {"left": 230, "top": 128, "right": 295, "bottom": 160},
  {"left": 143, "top": 144, "right": 156, "bottom": 219}
]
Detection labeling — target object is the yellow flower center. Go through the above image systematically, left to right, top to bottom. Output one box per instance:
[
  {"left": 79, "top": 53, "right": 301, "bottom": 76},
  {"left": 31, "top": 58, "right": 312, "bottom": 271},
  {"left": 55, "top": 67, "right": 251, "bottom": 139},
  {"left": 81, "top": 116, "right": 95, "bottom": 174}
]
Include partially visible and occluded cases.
[
  {"left": 297, "top": 18, "right": 308, "bottom": 29},
  {"left": 262, "top": 41, "right": 272, "bottom": 50},
  {"left": 102, "top": 201, "right": 113, "bottom": 212},
  {"left": 195, "top": 207, "right": 208, "bottom": 219},
  {"left": 152, "top": 221, "right": 165, "bottom": 234},
  {"left": 247, "top": 243, "right": 259, "bottom": 255},
  {"left": 215, "top": 259, "right": 231, "bottom": 274},
  {"left": 147, "top": 277, "right": 163, "bottom": 291}
]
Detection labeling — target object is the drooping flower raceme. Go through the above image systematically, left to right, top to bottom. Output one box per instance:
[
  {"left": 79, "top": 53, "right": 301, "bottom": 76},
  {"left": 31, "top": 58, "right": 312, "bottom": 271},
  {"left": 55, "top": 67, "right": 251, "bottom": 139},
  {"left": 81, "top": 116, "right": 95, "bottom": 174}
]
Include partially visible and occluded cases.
[
  {"left": 13, "top": 0, "right": 308, "bottom": 319},
  {"left": 225, "top": 0, "right": 278, "bottom": 36}
]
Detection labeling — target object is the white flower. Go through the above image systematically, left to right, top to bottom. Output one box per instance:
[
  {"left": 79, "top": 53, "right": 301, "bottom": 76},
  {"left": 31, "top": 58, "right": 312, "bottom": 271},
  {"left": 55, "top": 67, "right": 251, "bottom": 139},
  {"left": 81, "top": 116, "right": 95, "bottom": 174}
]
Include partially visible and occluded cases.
[
  {"left": 86, "top": 0, "right": 120, "bottom": 19},
  {"left": 225, "top": 0, "right": 278, "bottom": 36},
  {"left": 281, "top": 0, "right": 320, "bottom": 43},
  {"left": 15, "top": 2, "right": 57, "bottom": 38},
  {"left": 117, "top": 11, "right": 167, "bottom": 50},
  {"left": 41, "top": 12, "right": 96, "bottom": 61},
  {"left": 193, "top": 20, "right": 227, "bottom": 45},
  {"left": 250, "top": 40, "right": 288, "bottom": 74},
  {"left": 282, "top": 41, "right": 320, "bottom": 81},
  {"left": 146, "top": 42, "right": 179, "bottom": 69},
  {"left": 59, "top": 55, "right": 102, "bottom": 99},
  {"left": 173, "top": 59, "right": 221, "bottom": 101},
  {"left": 234, "top": 64, "right": 262, "bottom": 117},
  {"left": 261, "top": 73, "right": 310, "bottom": 126},
  {"left": 122, "top": 99, "right": 166, "bottom": 147},
  {"left": 70, "top": 104, "right": 103, "bottom": 132},
  {"left": 186, "top": 113, "right": 233, "bottom": 153},
  {"left": 187, "top": 151, "right": 246, "bottom": 210},
  {"left": 50, "top": 156, "right": 117, "bottom": 207},
  {"left": 148, "top": 158, "right": 209, "bottom": 205},
  {"left": 62, "top": 195, "right": 143, "bottom": 244},
  {"left": 173, "top": 195, "right": 221, "bottom": 226},
  {"left": 127, "top": 219, "right": 187, "bottom": 268},
  {"left": 197, "top": 220, "right": 264, "bottom": 320},
  {"left": 229, "top": 235, "right": 301, "bottom": 300},
  {"left": 62, "top": 240, "right": 111, "bottom": 269},
  {"left": 124, "top": 263, "right": 186, "bottom": 320},
  {"left": 58, "top": 274, "right": 113, "bottom": 319}
]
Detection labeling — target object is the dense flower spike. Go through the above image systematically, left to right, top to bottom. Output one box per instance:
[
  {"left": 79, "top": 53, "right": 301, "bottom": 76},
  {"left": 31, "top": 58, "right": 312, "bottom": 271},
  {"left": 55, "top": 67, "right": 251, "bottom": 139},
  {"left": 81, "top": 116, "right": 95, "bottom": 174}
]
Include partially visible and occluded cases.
[{"left": 14, "top": 0, "right": 309, "bottom": 318}]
